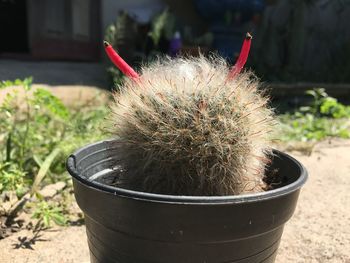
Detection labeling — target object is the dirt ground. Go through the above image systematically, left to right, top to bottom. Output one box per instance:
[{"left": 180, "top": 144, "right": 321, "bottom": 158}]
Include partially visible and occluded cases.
[
  {"left": 0, "top": 139, "right": 349, "bottom": 263},
  {"left": 276, "top": 139, "right": 350, "bottom": 263}
]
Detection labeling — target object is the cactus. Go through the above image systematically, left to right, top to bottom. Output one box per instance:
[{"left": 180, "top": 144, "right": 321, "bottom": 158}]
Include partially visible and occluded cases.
[{"left": 109, "top": 55, "right": 275, "bottom": 196}]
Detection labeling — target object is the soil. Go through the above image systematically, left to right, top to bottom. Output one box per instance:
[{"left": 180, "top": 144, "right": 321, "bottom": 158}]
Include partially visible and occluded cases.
[{"left": 0, "top": 139, "right": 349, "bottom": 262}]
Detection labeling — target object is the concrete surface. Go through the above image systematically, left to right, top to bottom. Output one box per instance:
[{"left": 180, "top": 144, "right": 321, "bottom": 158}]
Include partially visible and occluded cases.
[{"left": 0, "top": 59, "right": 108, "bottom": 88}]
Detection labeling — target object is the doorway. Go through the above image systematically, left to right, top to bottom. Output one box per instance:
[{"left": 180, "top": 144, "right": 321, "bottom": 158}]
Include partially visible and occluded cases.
[{"left": 0, "top": 0, "right": 29, "bottom": 54}]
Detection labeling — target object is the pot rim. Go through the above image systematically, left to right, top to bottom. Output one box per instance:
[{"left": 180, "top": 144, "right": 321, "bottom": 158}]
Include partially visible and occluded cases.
[{"left": 67, "top": 139, "right": 308, "bottom": 204}]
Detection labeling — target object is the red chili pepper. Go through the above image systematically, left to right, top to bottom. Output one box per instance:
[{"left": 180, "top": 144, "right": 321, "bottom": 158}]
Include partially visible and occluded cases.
[
  {"left": 227, "top": 33, "right": 252, "bottom": 80},
  {"left": 104, "top": 41, "right": 140, "bottom": 81}
]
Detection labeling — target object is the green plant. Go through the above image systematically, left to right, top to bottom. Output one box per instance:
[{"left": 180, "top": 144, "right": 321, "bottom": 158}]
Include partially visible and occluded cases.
[
  {"left": 148, "top": 9, "right": 176, "bottom": 46},
  {"left": 104, "top": 11, "right": 137, "bottom": 50},
  {"left": 110, "top": 56, "right": 274, "bottom": 196},
  {"left": 106, "top": 67, "right": 125, "bottom": 87},
  {"left": 0, "top": 77, "right": 108, "bottom": 229},
  {"left": 0, "top": 78, "right": 108, "bottom": 199},
  {"left": 0, "top": 78, "right": 28, "bottom": 88},
  {"left": 1, "top": 78, "right": 67, "bottom": 185},
  {"left": 278, "top": 88, "right": 350, "bottom": 142},
  {"left": 299, "top": 88, "right": 350, "bottom": 118},
  {"left": 300, "top": 88, "right": 329, "bottom": 115},
  {"left": 304, "top": 88, "right": 350, "bottom": 118},
  {"left": 279, "top": 113, "right": 350, "bottom": 141},
  {"left": 0, "top": 162, "right": 28, "bottom": 197},
  {"left": 31, "top": 201, "right": 67, "bottom": 227}
]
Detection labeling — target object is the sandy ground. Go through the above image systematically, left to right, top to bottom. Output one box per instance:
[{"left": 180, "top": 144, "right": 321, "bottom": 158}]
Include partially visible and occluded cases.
[
  {"left": 0, "top": 139, "right": 349, "bottom": 263},
  {"left": 276, "top": 139, "right": 350, "bottom": 263}
]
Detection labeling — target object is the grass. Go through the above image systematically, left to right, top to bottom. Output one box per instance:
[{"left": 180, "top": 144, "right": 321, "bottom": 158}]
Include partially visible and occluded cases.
[{"left": 0, "top": 78, "right": 349, "bottom": 228}]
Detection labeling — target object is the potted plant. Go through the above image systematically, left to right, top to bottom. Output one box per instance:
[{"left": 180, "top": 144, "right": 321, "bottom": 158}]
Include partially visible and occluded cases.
[{"left": 67, "top": 34, "right": 307, "bottom": 263}]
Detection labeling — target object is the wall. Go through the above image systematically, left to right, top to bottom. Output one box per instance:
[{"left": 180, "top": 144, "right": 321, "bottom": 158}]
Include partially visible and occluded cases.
[{"left": 26, "top": 0, "right": 101, "bottom": 61}]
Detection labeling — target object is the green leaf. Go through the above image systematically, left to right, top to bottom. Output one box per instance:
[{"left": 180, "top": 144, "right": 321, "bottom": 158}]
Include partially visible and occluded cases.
[
  {"left": 23, "top": 77, "right": 33, "bottom": 91},
  {"left": 32, "top": 88, "right": 70, "bottom": 120},
  {"left": 31, "top": 148, "right": 61, "bottom": 195},
  {"left": 51, "top": 213, "right": 67, "bottom": 226},
  {"left": 43, "top": 214, "right": 50, "bottom": 227}
]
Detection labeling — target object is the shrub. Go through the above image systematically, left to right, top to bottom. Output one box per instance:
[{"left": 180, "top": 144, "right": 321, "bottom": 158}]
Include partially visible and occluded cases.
[{"left": 0, "top": 78, "right": 108, "bottom": 197}]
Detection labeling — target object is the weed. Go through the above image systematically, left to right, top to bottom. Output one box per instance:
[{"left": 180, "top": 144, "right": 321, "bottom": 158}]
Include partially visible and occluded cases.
[
  {"left": 0, "top": 78, "right": 108, "bottom": 199},
  {"left": 279, "top": 88, "right": 350, "bottom": 142},
  {"left": 0, "top": 162, "right": 28, "bottom": 197},
  {"left": 31, "top": 201, "right": 67, "bottom": 227}
]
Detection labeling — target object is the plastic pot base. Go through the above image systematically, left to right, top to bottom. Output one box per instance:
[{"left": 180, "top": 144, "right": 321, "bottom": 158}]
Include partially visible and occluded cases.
[{"left": 67, "top": 139, "right": 307, "bottom": 263}]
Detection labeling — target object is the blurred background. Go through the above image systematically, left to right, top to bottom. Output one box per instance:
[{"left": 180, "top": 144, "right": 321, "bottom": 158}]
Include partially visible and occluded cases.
[{"left": 0, "top": 0, "right": 350, "bottom": 92}]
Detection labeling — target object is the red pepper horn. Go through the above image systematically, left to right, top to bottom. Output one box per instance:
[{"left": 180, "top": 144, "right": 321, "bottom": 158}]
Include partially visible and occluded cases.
[
  {"left": 227, "top": 33, "right": 252, "bottom": 80},
  {"left": 104, "top": 41, "right": 140, "bottom": 81}
]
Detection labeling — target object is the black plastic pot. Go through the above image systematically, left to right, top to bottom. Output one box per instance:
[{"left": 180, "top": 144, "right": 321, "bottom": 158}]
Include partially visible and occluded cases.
[{"left": 66, "top": 139, "right": 307, "bottom": 263}]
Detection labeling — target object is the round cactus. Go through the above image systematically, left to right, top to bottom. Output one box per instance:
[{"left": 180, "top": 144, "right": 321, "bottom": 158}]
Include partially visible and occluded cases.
[{"left": 109, "top": 55, "right": 275, "bottom": 196}]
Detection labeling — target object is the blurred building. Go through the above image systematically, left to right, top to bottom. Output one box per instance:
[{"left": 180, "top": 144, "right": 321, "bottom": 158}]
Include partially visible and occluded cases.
[
  {"left": 0, "top": 0, "right": 201, "bottom": 61},
  {"left": 1, "top": 0, "right": 349, "bottom": 83},
  {"left": 1, "top": 0, "right": 100, "bottom": 61}
]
